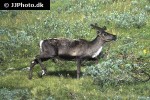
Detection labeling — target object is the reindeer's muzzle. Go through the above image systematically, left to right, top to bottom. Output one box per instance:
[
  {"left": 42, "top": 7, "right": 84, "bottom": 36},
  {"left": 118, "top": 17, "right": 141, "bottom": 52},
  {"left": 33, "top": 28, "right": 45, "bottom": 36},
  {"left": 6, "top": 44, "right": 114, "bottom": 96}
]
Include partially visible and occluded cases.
[{"left": 113, "top": 35, "right": 117, "bottom": 41}]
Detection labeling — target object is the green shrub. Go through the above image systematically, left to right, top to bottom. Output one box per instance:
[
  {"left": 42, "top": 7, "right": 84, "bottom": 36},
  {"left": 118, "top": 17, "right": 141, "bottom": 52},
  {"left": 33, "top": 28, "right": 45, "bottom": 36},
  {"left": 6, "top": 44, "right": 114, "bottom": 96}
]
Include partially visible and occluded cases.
[
  {"left": 99, "top": 0, "right": 113, "bottom": 4},
  {"left": 145, "top": 5, "right": 150, "bottom": 12},
  {"left": 0, "top": 10, "right": 9, "bottom": 16},
  {"left": 106, "top": 10, "right": 147, "bottom": 28},
  {"left": 0, "top": 11, "right": 19, "bottom": 17},
  {"left": 0, "top": 29, "right": 33, "bottom": 63},
  {"left": 84, "top": 37, "right": 149, "bottom": 87},
  {"left": 84, "top": 55, "right": 149, "bottom": 87},
  {"left": 85, "top": 59, "right": 134, "bottom": 87},
  {"left": 0, "top": 88, "right": 31, "bottom": 100},
  {"left": 0, "top": 88, "right": 55, "bottom": 100}
]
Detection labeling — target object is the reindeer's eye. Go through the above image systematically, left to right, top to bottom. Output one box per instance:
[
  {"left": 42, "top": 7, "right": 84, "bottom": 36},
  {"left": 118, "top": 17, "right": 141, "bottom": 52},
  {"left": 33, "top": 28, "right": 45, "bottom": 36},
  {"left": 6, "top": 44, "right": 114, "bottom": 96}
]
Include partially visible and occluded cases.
[{"left": 102, "top": 33, "right": 106, "bottom": 36}]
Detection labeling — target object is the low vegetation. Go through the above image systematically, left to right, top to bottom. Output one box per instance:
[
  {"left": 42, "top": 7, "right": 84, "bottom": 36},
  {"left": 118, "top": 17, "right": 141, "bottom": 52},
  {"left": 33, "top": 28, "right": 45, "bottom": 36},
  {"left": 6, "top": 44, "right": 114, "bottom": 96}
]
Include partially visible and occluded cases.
[{"left": 0, "top": 0, "right": 150, "bottom": 99}]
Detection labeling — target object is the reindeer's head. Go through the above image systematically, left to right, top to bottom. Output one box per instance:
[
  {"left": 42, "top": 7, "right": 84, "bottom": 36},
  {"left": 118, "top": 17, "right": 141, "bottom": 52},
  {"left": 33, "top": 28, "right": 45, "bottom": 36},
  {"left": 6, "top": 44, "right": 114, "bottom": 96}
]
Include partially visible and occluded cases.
[{"left": 91, "top": 23, "right": 117, "bottom": 42}]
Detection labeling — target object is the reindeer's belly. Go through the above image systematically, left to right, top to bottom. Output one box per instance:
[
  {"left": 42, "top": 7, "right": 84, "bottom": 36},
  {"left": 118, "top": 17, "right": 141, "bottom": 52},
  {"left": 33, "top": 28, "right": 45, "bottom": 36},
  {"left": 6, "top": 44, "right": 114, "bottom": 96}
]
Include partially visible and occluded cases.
[
  {"left": 58, "top": 48, "right": 82, "bottom": 56},
  {"left": 58, "top": 50, "right": 81, "bottom": 60}
]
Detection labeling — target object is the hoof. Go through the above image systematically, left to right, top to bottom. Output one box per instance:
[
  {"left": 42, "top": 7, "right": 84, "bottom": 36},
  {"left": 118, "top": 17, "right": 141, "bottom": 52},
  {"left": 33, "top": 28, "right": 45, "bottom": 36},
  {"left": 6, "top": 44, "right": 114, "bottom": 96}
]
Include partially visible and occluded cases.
[
  {"left": 37, "top": 72, "right": 43, "bottom": 78},
  {"left": 28, "top": 76, "right": 32, "bottom": 80}
]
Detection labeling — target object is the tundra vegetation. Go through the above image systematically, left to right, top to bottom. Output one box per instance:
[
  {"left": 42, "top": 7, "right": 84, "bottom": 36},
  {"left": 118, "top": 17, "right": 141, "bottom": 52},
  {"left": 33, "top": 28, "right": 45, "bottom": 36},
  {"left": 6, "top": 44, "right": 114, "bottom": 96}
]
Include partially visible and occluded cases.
[{"left": 0, "top": 0, "right": 150, "bottom": 99}]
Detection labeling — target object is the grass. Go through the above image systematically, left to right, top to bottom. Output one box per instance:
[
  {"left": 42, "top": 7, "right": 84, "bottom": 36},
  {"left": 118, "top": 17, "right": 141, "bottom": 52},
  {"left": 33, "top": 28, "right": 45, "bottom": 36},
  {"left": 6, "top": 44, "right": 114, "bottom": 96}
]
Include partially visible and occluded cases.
[
  {"left": 0, "top": 0, "right": 150, "bottom": 99},
  {"left": 0, "top": 65, "right": 150, "bottom": 99},
  {"left": 0, "top": 71, "right": 150, "bottom": 99}
]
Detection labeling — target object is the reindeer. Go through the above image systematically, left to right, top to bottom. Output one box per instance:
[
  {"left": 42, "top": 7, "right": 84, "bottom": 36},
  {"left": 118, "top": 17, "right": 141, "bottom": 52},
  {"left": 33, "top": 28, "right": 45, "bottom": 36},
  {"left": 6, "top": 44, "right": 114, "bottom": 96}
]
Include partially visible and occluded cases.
[{"left": 29, "top": 24, "right": 117, "bottom": 79}]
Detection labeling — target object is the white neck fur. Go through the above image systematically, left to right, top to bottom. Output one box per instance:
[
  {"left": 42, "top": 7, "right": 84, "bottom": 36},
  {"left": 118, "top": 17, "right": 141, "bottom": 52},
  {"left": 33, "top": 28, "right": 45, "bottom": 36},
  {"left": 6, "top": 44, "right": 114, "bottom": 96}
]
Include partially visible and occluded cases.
[{"left": 92, "top": 47, "right": 103, "bottom": 58}]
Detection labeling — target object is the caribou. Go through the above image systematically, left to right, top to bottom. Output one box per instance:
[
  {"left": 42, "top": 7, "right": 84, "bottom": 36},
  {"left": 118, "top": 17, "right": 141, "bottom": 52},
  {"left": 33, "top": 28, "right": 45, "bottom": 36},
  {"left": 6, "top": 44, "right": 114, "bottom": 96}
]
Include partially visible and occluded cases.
[{"left": 29, "top": 24, "right": 117, "bottom": 79}]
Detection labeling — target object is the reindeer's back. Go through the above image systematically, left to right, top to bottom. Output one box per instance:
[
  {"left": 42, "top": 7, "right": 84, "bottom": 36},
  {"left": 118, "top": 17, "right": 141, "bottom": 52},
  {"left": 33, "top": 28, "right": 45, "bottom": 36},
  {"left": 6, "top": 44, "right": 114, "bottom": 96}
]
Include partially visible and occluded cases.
[{"left": 57, "top": 38, "right": 89, "bottom": 57}]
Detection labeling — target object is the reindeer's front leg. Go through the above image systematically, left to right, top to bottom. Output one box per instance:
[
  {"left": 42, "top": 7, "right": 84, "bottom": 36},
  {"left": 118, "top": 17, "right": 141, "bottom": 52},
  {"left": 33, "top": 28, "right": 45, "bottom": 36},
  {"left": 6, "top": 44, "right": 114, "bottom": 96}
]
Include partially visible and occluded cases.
[{"left": 77, "top": 59, "right": 82, "bottom": 79}]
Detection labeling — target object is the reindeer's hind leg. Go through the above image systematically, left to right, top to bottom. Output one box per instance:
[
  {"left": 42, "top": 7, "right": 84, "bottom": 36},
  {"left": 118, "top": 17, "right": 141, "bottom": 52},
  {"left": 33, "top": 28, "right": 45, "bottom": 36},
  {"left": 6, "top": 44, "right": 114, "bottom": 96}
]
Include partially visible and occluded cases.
[
  {"left": 29, "top": 43, "right": 57, "bottom": 79},
  {"left": 36, "top": 49, "right": 57, "bottom": 77},
  {"left": 28, "top": 54, "right": 51, "bottom": 80},
  {"left": 36, "top": 54, "right": 53, "bottom": 77},
  {"left": 36, "top": 55, "right": 47, "bottom": 77},
  {"left": 29, "top": 59, "right": 38, "bottom": 80}
]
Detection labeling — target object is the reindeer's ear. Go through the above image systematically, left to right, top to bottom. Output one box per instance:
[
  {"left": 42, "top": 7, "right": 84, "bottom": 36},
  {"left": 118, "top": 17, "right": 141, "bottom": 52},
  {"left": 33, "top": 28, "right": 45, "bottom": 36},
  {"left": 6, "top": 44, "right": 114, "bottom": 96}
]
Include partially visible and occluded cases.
[
  {"left": 94, "top": 23, "right": 98, "bottom": 26},
  {"left": 90, "top": 24, "right": 95, "bottom": 28},
  {"left": 102, "top": 26, "right": 107, "bottom": 30},
  {"left": 97, "top": 30, "right": 102, "bottom": 35}
]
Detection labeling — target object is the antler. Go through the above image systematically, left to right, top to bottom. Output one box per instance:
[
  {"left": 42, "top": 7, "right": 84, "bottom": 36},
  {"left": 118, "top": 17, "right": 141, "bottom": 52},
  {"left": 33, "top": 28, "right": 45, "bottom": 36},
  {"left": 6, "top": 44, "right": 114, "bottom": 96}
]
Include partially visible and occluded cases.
[{"left": 90, "top": 23, "right": 107, "bottom": 30}]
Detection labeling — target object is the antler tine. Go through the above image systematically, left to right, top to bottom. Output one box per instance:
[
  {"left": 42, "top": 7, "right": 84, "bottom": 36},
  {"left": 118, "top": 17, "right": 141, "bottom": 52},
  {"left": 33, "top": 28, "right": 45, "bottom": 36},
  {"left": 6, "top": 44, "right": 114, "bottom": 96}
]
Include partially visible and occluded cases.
[
  {"left": 90, "top": 23, "right": 107, "bottom": 31},
  {"left": 90, "top": 23, "right": 102, "bottom": 30}
]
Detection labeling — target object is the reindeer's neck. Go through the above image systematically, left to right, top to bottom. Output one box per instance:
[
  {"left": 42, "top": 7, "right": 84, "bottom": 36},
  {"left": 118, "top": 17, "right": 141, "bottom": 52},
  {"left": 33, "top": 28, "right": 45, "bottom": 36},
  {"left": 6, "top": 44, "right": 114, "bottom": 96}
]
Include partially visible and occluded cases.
[
  {"left": 89, "top": 36, "right": 105, "bottom": 58},
  {"left": 90, "top": 36, "right": 105, "bottom": 47}
]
